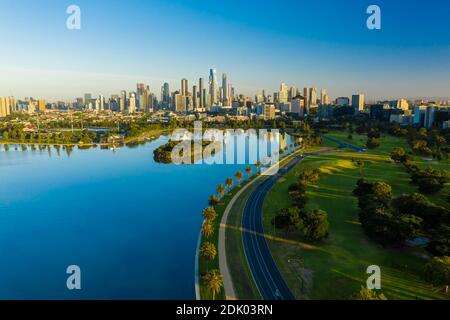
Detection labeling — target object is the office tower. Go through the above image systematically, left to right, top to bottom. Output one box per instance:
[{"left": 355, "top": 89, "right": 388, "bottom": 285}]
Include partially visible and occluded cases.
[
  {"left": 209, "top": 68, "right": 218, "bottom": 106},
  {"left": 222, "top": 73, "right": 228, "bottom": 106},
  {"left": 199, "top": 78, "right": 205, "bottom": 108},
  {"left": 181, "top": 79, "right": 189, "bottom": 96},
  {"left": 161, "top": 82, "right": 170, "bottom": 107},
  {"left": 137, "top": 83, "right": 145, "bottom": 96},
  {"left": 279, "top": 83, "right": 289, "bottom": 103},
  {"left": 193, "top": 85, "right": 199, "bottom": 110},
  {"left": 289, "top": 86, "right": 297, "bottom": 101},
  {"left": 303, "top": 88, "right": 310, "bottom": 107},
  {"left": 309, "top": 88, "right": 317, "bottom": 106},
  {"left": 202, "top": 89, "right": 207, "bottom": 110},
  {"left": 320, "top": 89, "right": 330, "bottom": 105},
  {"left": 120, "top": 90, "right": 127, "bottom": 113},
  {"left": 262, "top": 90, "right": 266, "bottom": 102},
  {"left": 84, "top": 93, "right": 92, "bottom": 104},
  {"left": 129, "top": 93, "right": 136, "bottom": 113},
  {"left": 352, "top": 94, "right": 365, "bottom": 112},
  {"left": 99, "top": 95, "right": 105, "bottom": 111},
  {"left": 291, "top": 95, "right": 307, "bottom": 116},
  {"left": 0, "top": 97, "right": 8, "bottom": 117},
  {"left": 336, "top": 97, "right": 350, "bottom": 106},
  {"left": 95, "top": 98, "right": 101, "bottom": 111},
  {"left": 396, "top": 98, "right": 409, "bottom": 110},
  {"left": 38, "top": 100, "right": 46, "bottom": 112},
  {"left": 264, "top": 103, "right": 276, "bottom": 120},
  {"left": 425, "top": 106, "right": 435, "bottom": 128}
]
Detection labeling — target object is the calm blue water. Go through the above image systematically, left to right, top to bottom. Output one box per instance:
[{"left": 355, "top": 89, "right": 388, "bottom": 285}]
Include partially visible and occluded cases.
[{"left": 0, "top": 134, "right": 295, "bottom": 300}]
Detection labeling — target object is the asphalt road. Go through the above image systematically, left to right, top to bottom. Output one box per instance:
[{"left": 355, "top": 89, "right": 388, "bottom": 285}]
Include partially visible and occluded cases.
[{"left": 241, "top": 138, "right": 364, "bottom": 300}]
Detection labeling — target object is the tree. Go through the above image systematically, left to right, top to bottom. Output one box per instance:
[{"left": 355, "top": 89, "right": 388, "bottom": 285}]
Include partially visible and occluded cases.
[
  {"left": 2, "top": 131, "right": 9, "bottom": 141},
  {"left": 366, "top": 137, "right": 380, "bottom": 149},
  {"left": 390, "top": 147, "right": 406, "bottom": 163},
  {"left": 356, "top": 160, "right": 365, "bottom": 177},
  {"left": 245, "top": 166, "right": 252, "bottom": 178},
  {"left": 235, "top": 171, "right": 243, "bottom": 187},
  {"left": 225, "top": 177, "right": 233, "bottom": 193},
  {"left": 216, "top": 184, "right": 225, "bottom": 200},
  {"left": 202, "top": 207, "right": 218, "bottom": 222},
  {"left": 272, "top": 207, "right": 302, "bottom": 234},
  {"left": 301, "top": 209, "right": 330, "bottom": 242},
  {"left": 202, "top": 222, "right": 214, "bottom": 239},
  {"left": 200, "top": 242, "right": 217, "bottom": 272},
  {"left": 423, "top": 256, "right": 450, "bottom": 288},
  {"left": 203, "top": 269, "right": 223, "bottom": 300},
  {"left": 354, "top": 287, "right": 387, "bottom": 300}
]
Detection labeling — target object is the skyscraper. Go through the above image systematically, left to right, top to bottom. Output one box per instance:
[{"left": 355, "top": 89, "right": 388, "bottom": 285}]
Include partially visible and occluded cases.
[
  {"left": 209, "top": 68, "right": 218, "bottom": 106},
  {"left": 222, "top": 73, "right": 228, "bottom": 106},
  {"left": 198, "top": 78, "right": 205, "bottom": 109},
  {"left": 181, "top": 79, "right": 189, "bottom": 96},
  {"left": 161, "top": 82, "right": 170, "bottom": 107},
  {"left": 279, "top": 83, "right": 289, "bottom": 103},
  {"left": 193, "top": 85, "right": 198, "bottom": 110},
  {"left": 289, "top": 86, "right": 297, "bottom": 101},
  {"left": 303, "top": 88, "right": 310, "bottom": 107},
  {"left": 309, "top": 88, "right": 317, "bottom": 106},
  {"left": 320, "top": 89, "right": 330, "bottom": 105},
  {"left": 120, "top": 90, "right": 127, "bottom": 113},
  {"left": 129, "top": 93, "right": 136, "bottom": 113},
  {"left": 352, "top": 94, "right": 365, "bottom": 112},
  {"left": 99, "top": 95, "right": 105, "bottom": 111}
]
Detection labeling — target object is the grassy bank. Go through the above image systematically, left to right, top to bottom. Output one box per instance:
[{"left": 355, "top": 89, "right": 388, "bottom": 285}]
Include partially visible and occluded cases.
[{"left": 262, "top": 134, "right": 449, "bottom": 300}]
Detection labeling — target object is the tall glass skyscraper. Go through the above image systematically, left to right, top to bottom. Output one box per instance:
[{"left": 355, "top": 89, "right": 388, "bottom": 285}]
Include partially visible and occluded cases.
[{"left": 209, "top": 68, "right": 218, "bottom": 106}]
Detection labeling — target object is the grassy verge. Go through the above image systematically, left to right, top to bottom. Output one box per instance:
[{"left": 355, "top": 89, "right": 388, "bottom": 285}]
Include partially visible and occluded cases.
[{"left": 263, "top": 144, "right": 449, "bottom": 299}]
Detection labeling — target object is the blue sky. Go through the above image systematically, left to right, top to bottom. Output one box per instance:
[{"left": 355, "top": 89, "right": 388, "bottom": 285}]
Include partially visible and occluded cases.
[{"left": 0, "top": 0, "right": 449, "bottom": 101}]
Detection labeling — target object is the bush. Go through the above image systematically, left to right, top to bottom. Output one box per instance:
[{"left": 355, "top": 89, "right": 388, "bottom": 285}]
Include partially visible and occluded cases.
[
  {"left": 366, "top": 137, "right": 380, "bottom": 149},
  {"left": 423, "top": 256, "right": 450, "bottom": 287},
  {"left": 353, "top": 287, "right": 387, "bottom": 300}
]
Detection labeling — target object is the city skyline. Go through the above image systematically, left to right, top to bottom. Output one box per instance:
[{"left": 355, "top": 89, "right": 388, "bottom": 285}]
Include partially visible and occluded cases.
[{"left": 1, "top": 0, "right": 450, "bottom": 100}]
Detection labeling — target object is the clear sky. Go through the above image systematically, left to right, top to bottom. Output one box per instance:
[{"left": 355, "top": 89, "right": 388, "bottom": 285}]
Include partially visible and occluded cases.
[{"left": 0, "top": 0, "right": 449, "bottom": 101}]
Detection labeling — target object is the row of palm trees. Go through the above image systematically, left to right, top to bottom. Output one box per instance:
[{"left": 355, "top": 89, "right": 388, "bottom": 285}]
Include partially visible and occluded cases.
[
  {"left": 199, "top": 160, "right": 267, "bottom": 299},
  {"left": 200, "top": 206, "right": 223, "bottom": 300}
]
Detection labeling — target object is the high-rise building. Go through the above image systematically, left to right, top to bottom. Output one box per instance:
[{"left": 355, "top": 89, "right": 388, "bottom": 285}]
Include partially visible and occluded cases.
[
  {"left": 209, "top": 68, "right": 218, "bottom": 106},
  {"left": 222, "top": 73, "right": 228, "bottom": 106},
  {"left": 199, "top": 78, "right": 205, "bottom": 108},
  {"left": 181, "top": 79, "right": 189, "bottom": 96},
  {"left": 161, "top": 82, "right": 170, "bottom": 107},
  {"left": 137, "top": 83, "right": 145, "bottom": 96},
  {"left": 279, "top": 83, "right": 289, "bottom": 103},
  {"left": 193, "top": 85, "right": 199, "bottom": 110},
  {"left": 289, "top": 86, "right": 297, "bottom": 102},
  {"left": 303, "top": 88, "right": 310, "bottom": 107},
  {"left": 309, "top": 88, "right": 317, "bottom": 106},
  {"left": 320, "top": 89, "right": 330, "bottom": 105},
  {"left": 120, "top": 90, "right": 127, "bottom": 113},
  {"left": 84, "top": 93, "right": 92, "bottom": 104},
  {"left": 129, "top": 93, "right": 136, "bottom": 113},
  {"left": 352, "top": 94, "right": 365, "bottom": 112},
  {"left": 99, "top": 95, "right": 105, "bottom": 111},
  {"left": 291, "top": 95, "right": 307, "bottom": 116},
  {"left": 0, "top": 97, "right": 10, "bottom": 117},
  {"left": 336, "top": 97, "right": 350, "bottom": 106},
  {"left": 38, "top": 100, "right": 46, "bottom": 112},
  {"left": 264, "top": 103, "right": 276, "bottom": 120},
  {"left": 425, "top": 106, "right": 435, "bottom": 128}
]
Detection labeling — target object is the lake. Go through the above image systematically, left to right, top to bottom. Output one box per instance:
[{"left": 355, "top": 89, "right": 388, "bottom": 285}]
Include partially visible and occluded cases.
[{"left": 0, "top": 134, "right": 295, "bottom": 299}]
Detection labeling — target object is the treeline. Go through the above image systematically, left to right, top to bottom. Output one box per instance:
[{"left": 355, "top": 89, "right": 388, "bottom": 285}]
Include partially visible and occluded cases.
[
  {"left": 1, "top": 128, "right": 104, "bottom": 145},
  {"left": 390, "top": 147, "right": 449, "bottom": 194},
  {"left": 272, "top": 169, "right": 329, "bottom": 242}
]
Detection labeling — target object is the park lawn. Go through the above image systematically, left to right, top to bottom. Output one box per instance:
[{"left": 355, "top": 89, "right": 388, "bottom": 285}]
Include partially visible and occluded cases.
[{"left": 262, "top": 148, "right": 449, "bottom": 300}]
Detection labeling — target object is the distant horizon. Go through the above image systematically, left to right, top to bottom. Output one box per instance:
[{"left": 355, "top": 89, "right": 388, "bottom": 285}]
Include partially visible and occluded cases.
[{"left": 1, "top": 0, "right": 449, "bottom": 101}]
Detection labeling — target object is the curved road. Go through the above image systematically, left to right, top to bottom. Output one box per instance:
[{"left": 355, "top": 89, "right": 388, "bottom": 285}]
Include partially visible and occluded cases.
[{"left": 241, "top": 138, "right": 364, "bottom": 300}]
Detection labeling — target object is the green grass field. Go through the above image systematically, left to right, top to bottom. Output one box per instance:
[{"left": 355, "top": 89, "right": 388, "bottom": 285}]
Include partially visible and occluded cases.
[{"left": 262, "top": 132, "right": 449, "bottom": 300}]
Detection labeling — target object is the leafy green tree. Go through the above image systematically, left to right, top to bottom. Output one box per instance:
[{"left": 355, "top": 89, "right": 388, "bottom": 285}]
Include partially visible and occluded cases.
[
  {"left": 366, "top": 137, "right": 380, "bottom": 149},
  {"left": 390, "top": 147, "right": 406, "bottom": 163},
  {"left": 225, "top": 177, "right": 233, "bottom": 193},
  {"left": 272, "top": 207, "right": 302, "bottom": 234},
  {"left": 301, "top": 209, "right": 330, "bottom": 242},
  {"left": 423, "top": 256, "right": 450, "bottom": 288}
]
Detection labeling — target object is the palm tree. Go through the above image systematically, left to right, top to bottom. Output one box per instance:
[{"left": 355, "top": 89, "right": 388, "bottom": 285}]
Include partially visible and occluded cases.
[
  {"left": 255, "top": 161, "right": 261, "bottom": 175},
  {"left": 245, "top": 166, "right": 252, "bottom": 179},
  {"left": 235, "top": 171, "right": 243, "bottom": 187},
  {"left": 225, "top": 177, "right": 233, "bottom": 193},
  {"left": 216, "top": 184, "right": 225, "bottom": 200},
  {"left": 202, "top": 207, "right": 218, "bottom": 222},
  {"left": 202, "top": 222, "right": 214, "bottom": 239},
  {"left": 200, "top": 242, "right": 217, "bottom": 272},
  {"left": 204, "top": 269, "right": 223, "bottom": 300}
]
